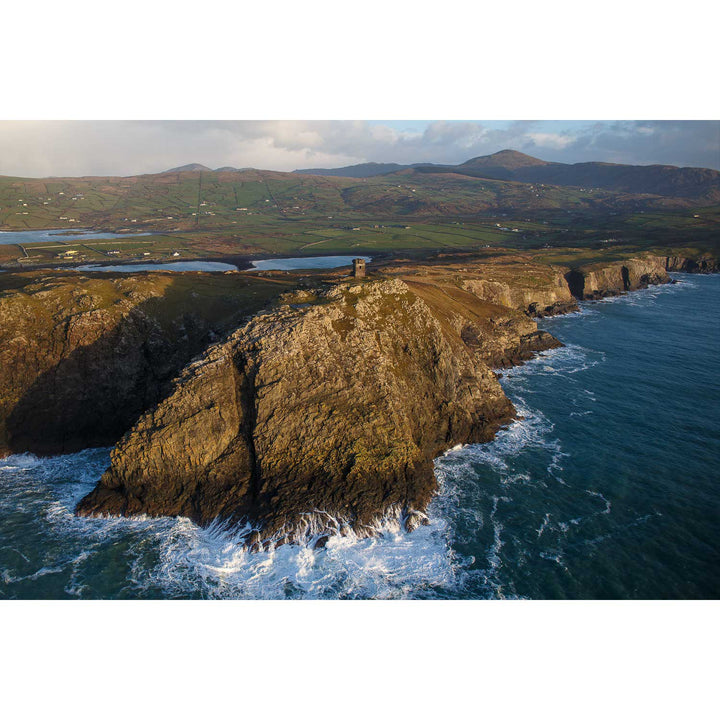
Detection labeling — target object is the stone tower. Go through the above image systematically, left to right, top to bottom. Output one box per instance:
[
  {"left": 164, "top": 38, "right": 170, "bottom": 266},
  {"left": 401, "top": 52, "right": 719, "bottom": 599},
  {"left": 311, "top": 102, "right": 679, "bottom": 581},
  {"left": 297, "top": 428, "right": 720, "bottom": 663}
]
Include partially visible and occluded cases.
[{"left": 352, "top": 258, "right": 366, "bottom": 278}]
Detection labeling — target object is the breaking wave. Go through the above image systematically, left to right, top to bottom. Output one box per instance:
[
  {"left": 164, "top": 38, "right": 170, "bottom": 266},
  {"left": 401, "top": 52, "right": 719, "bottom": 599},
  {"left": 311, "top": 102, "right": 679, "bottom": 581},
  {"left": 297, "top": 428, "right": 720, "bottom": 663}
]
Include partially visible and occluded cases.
[{"left": 0, "top": 449, "right": 463, "bottom": 599}]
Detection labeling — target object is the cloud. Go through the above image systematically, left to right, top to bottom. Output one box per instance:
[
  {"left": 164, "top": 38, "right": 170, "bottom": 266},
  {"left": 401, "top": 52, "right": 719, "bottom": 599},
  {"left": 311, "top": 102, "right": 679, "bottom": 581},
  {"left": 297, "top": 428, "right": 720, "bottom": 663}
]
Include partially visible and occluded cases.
[
  {"left": 0, "top": 119, "right": 717, "bottom": 177},
  {"left": 568, "top": 120, "right": 720, "bottom": 168},
  {"left": 526, "top": 132, "right": 575, "bottom": 150}
]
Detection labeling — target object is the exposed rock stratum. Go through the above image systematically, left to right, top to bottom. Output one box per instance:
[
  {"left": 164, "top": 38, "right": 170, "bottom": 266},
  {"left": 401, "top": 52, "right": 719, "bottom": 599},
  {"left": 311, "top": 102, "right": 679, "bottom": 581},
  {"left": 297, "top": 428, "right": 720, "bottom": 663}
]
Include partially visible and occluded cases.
[{"left": 76, "top": 277, "right": 557, "bottom": 543}]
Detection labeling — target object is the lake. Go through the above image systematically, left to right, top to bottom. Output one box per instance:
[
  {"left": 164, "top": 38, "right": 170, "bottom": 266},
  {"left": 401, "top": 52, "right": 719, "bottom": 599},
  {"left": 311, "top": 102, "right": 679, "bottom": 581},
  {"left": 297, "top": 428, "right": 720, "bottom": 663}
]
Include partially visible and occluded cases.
[
  {"left": 0, "top": 229, "right": 153, "bottom": 245},
  {"left": 246, "top": 255, "right": 372, "bottom": 271},
  {"left": 73, "top": 261, "right": 238, "bottom": 273}
]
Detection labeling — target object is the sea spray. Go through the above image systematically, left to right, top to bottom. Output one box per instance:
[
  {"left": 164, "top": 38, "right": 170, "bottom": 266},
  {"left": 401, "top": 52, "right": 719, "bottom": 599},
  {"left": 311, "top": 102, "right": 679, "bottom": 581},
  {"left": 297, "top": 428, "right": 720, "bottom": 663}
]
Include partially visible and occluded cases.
[{"left": 0, "top": 450, "right": 462, "bottom": 599}]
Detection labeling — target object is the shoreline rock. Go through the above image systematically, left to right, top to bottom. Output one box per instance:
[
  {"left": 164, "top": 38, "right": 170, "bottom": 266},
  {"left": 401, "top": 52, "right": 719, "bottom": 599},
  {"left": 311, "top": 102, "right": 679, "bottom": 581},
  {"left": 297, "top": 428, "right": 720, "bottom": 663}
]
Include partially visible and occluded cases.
[
  {"left": 565, "top": 255, "right": 670, "bottom": 300},
  {"left": 665, "top": 255, "right": 719, "bottom": 274},
  {"left": 0, "top": 272, "right": 296, "bottom": 457},
  {"left": 76, "top": 278, "right": 525, "bottom": 543}
]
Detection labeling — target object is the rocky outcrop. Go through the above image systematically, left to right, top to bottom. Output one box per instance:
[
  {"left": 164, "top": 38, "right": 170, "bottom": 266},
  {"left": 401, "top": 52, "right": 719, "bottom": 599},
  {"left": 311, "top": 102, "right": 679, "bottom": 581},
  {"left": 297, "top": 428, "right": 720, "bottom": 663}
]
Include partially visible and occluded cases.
[
  {"left": 565, "top": 255, "right": 670, "bottom": 300},
  {"left": 665, "top": 255, "right": 719, "bottom": 274},
  {"left": 379, "top": 258, "right": 578, "bottom": 317},
  {"left": 459, "top": 268, "right": 576, "bottom": 317},
  {"left": 0, "top": 271, "right": 293, "bottom": 457},
  {"left": 396, "top": 275, "right": 563, "bottom": 368},
  {"left": 77, "top": 277, "right": 558, "bottom": 544}
]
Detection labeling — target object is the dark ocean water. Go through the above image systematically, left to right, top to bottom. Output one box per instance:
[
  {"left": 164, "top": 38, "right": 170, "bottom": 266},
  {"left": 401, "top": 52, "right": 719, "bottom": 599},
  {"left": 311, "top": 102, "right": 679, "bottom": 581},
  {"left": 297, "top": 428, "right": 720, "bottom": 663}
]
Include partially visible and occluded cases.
[
  {"left": 434, "top": 273, "right": 720, "bottom": 599},
  {"left": 1, "top": 274, "right": 718, "bottom": 599}
]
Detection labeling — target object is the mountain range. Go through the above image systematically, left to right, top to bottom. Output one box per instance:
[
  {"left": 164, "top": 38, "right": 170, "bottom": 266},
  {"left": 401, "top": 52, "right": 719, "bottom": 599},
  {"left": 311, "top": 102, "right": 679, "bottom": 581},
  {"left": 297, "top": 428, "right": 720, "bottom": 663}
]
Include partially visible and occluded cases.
[
  {"left": 294, "top": 149, "right": 720, "bottom": 200},
  {"left": 166, "top": 163, "right": 254, "bottom": 173}
]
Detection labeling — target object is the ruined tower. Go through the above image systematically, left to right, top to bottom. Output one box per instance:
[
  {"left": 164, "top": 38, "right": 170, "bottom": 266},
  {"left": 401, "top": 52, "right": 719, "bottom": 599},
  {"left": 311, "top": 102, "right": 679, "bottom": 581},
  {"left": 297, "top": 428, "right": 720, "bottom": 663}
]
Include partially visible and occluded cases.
[{"left": 352, "top": 258, "right": 366, "bottom": 278}]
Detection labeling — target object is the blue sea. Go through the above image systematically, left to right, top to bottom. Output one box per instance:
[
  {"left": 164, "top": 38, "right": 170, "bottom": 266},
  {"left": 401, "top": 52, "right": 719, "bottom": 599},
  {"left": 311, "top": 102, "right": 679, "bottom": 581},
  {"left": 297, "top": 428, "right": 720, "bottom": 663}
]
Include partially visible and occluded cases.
[{"left": 1, "top": 274, "right": 718, "bottom": 599}]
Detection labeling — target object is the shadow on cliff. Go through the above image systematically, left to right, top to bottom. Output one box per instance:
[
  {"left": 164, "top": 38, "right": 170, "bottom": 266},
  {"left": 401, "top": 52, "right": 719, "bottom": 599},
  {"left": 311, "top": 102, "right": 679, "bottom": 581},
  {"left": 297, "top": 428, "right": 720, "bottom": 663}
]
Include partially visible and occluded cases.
[
  {"left": 565, "top": 266, "right": 632, "bottom": 299},
  {"left": 621, "top": 266, "right": 631, "bottom": 290},
  {"left": 564, "top": 269, "right": 585, "bottom": 299},
  {"left": 5, "top": 275, "right": 254, "bottom": 456}
]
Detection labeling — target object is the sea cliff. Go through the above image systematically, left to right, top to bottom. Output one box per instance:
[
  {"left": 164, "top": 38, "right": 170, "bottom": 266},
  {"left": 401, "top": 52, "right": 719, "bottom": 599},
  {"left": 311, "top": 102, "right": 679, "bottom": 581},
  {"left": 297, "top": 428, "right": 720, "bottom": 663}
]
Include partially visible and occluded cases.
[
  {"left": 0, "top": 252, "right": 683, "bottom": 545},
  {"left": 74, "top": 253, "right": 680, "bottom": 543},
  {"left": 565, "top": 255, "right": 670, "bottom": 300},
  {"left": 665, "top": 255, "right": 719, "bottom": 274},
  {"left": 378, "top": 257, "right": 577, "bottom": 317},
  {"left": 0, "top": 271, "right": 294, "bottom": 457},
  {"left": 76, "top": 278, "right": 538, "bottom": 543}
]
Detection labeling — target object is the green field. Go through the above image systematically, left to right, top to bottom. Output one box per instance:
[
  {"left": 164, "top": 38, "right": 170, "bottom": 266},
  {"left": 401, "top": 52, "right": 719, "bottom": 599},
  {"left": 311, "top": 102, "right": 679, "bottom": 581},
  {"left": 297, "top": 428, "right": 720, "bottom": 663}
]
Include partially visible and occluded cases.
[{"left": 1, "top": 167, "right": 718, "bottom": 270}]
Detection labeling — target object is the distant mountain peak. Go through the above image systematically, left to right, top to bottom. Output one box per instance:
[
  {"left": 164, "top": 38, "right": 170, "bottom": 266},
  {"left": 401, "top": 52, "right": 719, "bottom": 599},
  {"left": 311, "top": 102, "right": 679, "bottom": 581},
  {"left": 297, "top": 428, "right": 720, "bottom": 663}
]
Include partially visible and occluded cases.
[
  {"left": 461, "top": 149, "right": 549, "bottom": 169},
  {"left": 492, "top": 149, "right": 537, "bottom": 158},
  {"left": 165, "top": 163, "right": 212, "bottom": 173}
]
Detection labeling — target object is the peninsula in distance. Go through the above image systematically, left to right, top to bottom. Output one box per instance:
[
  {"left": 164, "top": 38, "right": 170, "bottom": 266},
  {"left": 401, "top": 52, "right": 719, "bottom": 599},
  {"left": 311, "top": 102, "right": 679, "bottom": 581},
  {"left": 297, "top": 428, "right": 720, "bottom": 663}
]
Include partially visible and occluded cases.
[{"left": 1, "top": 124, "right": 718, "bottom": 600}]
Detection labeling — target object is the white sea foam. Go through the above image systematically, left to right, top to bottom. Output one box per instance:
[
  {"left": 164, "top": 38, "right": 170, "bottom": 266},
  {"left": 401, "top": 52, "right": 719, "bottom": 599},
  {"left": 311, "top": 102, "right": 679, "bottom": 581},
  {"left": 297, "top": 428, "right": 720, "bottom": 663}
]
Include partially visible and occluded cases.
[
  {"left": 583, "top": 277, "right": 689, "bottom": 310},
  {"left": 501, "top": 343, "right": 604, "bottom": 383},
  {"left": 0, "top": 448, "right": 466, "bottom": 599},
  {"left": 586, "top": 490, "right": 612, "bottom": 515},
  {"left": 487, "top": 497, "right": 505, "bottom": 558},
  {"left": 126, "top": 506, "right": 461, "bottom": 599},
  {"left": 536, "top": 513, "right": 551, "bottom": 538},
  {"left": 539, "top": 550, "right": 568, "bottom": 570}
]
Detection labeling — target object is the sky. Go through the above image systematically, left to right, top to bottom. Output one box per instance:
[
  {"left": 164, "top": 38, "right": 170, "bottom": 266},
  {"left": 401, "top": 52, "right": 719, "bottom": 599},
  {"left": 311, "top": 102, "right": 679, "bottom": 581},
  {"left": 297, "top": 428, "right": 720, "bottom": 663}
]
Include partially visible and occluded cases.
[{"left": 0, "top": 120, "right": 717, "bottom": 178}]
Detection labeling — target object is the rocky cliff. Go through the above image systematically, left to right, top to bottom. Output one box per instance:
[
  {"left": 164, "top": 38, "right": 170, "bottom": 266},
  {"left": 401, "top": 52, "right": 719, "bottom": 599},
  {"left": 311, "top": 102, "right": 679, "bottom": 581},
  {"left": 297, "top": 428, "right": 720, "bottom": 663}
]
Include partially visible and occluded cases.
[
  {"left": 1, "top": 250, "right": 682, "bottom": 546},
  {"left": 565, "top": 254, "right": 670, "bottom": 300},
  {"left": 664, "top": 255, "right": 719, "bottom": 274},
  {"left": 378, "top": 257, "right": 578, "bottom": 317},
  {"left": 460, "top": 268, "right": 576, "bottom": 317},
  {"left": 0, "top": 271, "right": 293, "bottom": 457},
  {"left": 77, "top": 276, "right": 560, "bottom": 544}
]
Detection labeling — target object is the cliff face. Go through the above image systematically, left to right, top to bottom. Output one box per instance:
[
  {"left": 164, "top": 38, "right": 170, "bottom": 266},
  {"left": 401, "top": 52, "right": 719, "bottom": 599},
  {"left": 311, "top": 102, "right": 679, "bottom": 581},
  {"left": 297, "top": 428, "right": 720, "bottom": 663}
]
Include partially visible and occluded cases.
[
  {"left": 565, "top": 255, "right": 670, "bottom": 300},
  {"left": 665, "top": 255, "right": 719, "bottom": 274},
  {"left": 379, "top": 258, "right": 578, "bottom": 317},
  {"left": 459, "top": 268, "right": 576, "bottom": 317},
  {"left": 0, "top": 272, "right": 293, "bottom": 457},
  {"left": 391, "top": 275, "right": 563, "bottom": 368},
  {"left": 77, "top": 277, "right": 559, "bottom": 543}
]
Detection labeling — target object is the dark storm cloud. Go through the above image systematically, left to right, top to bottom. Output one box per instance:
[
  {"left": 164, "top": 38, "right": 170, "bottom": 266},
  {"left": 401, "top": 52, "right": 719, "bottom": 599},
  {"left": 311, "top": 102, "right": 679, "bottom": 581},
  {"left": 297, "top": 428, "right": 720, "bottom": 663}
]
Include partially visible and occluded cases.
[{"left": 565, "top": 121, "right": 720, "bottom": 168}]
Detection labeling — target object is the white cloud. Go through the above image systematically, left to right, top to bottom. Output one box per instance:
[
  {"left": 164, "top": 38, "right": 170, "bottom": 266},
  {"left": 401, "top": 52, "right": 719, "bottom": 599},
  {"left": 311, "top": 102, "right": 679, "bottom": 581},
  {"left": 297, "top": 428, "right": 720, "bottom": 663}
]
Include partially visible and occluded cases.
[
  {"left": 0, "top": 120, "right": 717, "bottom": 177},
  {"left": 526, "top": 132, "right": 574, "bottom": 149}
]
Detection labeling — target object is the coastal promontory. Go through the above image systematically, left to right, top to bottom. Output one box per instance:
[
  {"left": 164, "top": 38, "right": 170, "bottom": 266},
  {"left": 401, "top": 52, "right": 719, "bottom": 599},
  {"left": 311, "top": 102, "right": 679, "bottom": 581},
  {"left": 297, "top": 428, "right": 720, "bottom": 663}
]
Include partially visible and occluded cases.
[
  {"left": 0, "top": 251, "right": 680, "bottom": 545},
  {"left": 72, "top": 254, "right": 678, "bottom": 543},
  {"left": 76, "top": 277, "right": 532, "bottom": 542}
]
